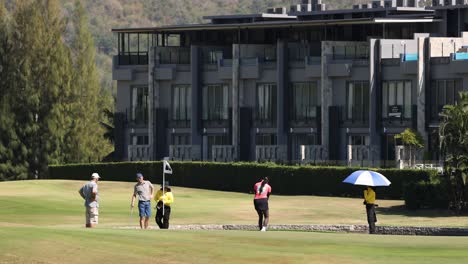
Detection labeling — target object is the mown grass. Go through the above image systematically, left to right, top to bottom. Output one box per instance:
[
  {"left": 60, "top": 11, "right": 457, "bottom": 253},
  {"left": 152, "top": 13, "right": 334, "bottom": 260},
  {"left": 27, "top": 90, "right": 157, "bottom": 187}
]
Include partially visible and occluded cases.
[{"left": 1, "top": 180, "right": 468, "bottom": 264}]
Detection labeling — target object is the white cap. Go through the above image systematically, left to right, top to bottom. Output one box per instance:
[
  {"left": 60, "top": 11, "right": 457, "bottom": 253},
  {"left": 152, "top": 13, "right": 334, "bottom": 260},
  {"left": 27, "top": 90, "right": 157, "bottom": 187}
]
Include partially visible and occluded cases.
[{"left": 91, "top": 173, "right": 100, "bottom": 179}]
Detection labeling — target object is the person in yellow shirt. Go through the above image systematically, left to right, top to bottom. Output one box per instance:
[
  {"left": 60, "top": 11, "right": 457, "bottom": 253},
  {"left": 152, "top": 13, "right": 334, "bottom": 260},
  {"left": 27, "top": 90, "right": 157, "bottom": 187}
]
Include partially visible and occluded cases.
[
  {"left": 155, "top": 183, "right": 174, "bottom": 229},
  {"left": 363, "top": 186, "right": 377, "bottom": 234}
]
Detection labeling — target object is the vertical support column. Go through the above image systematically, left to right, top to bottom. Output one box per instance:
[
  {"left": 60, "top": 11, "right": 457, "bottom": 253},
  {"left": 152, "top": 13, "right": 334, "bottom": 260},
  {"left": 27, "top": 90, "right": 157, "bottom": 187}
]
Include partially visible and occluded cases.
[
  {"left": 417, "top": 37, "right": 428, "bottom": 151},
  {"left": 277, "top": 39, "right": 288, "bottom": 161},
  {"left": 369, "top": 39, "right": 381, "bottom": 167},
  {"left": 321, "top": 41, "right": 331, "bottom": 160},
  {"left": 232, "top": 44, "right": 240, "bottom": 160},
  {"left": 191, "top": 45, "right": 202, "bottom": 160},
  {"left": 148, "top": 47, "right": 155, "bottom": 160}
]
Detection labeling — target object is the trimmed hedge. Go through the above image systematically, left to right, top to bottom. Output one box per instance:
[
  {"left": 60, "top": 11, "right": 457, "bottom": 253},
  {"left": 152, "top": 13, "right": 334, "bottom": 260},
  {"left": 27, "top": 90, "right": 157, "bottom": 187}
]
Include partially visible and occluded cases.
[
  {"left": 47, "top": 162, "right": 436, "bottom": 199},
  {"left": 403, "top": 181, "right": 450, "bottom": 210}
]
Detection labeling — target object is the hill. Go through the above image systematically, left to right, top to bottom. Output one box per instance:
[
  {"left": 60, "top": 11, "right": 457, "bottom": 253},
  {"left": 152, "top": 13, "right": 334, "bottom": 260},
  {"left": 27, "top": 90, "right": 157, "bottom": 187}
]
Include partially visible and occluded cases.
[{"left": 70, "top": 0, "right": 369, "bottom": 94}]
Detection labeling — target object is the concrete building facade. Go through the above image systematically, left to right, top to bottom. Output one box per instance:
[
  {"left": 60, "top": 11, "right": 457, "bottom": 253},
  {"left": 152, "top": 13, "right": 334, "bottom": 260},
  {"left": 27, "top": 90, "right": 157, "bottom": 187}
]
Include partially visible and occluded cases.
[{"left": 112, "top": 0, "right": 468, "bottom": 167}]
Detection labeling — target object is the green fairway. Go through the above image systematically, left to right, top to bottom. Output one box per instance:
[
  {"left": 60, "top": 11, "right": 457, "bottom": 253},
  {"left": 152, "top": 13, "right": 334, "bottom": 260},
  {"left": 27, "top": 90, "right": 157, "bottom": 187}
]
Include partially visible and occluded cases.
[{"left": 1, "top": 180, "right": 468, "bottom": 264}]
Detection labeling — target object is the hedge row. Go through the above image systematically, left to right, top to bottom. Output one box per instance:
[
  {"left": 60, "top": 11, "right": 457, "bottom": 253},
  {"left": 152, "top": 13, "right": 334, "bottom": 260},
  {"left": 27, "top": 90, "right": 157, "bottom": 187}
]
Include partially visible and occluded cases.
[
  {"left": 47, "top": 162, "right": 437, "bottom": 199},
  {"left": 403, "top": 181, "right": 450, "bottom": 209}
]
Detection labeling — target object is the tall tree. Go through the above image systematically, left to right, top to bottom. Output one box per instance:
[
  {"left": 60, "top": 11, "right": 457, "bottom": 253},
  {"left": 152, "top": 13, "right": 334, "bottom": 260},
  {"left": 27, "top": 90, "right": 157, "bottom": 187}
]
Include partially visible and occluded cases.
[
  {"left": 7, "top": 0, "right": 74, "bottom": 178},
  {"left": 63, "top": 0, "right": 113, "bottom": 163},
  {"left": 0, "top": 1, "right": 29, "bottom": 181},
  {"left": 439, "top": 92, "right": 468, "bottom": 213}
]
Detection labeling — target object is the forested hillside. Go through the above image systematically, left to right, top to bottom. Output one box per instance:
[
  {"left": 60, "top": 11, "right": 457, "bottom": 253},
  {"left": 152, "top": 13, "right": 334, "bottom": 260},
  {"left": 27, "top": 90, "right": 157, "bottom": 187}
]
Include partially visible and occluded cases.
[{"left": 65, "top": 0, "right": 369, "bottom": 94}]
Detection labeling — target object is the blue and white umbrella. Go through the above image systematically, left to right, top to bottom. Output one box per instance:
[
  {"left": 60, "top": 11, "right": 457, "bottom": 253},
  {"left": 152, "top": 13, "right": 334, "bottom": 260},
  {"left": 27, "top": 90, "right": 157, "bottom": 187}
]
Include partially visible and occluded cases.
[{"left": 343, "top": 170, "right": 391, "bottom": 187}]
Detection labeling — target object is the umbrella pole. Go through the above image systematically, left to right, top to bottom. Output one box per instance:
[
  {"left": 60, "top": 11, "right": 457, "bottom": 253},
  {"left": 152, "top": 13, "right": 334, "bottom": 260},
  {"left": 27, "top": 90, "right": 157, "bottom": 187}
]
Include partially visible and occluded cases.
[{"left": 162, "top": 170, "right": 165, "bottom": 217}]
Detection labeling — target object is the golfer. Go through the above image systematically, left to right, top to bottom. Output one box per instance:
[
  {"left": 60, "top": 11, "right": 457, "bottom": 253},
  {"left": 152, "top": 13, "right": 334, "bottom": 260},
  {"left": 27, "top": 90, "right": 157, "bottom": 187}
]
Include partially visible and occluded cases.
[
  {"left": 78, "top": 173, "right": 100, "bottom": 228},
  {"left": 131, "top": 173, "right": 154, "bottom": 229},
  {"left": 253, "top": 176, "right": 271, "bottom": 231},
  {"left": 155, "top": 183, "right": 174, "bottom": 229},
  {"left": 363, "top": 186, "right": 377, "bottom": 234}
]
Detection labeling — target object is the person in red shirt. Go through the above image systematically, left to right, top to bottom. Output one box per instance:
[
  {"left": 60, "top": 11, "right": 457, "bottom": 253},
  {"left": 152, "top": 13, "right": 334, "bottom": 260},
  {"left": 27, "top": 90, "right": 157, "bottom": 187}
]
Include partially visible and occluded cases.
[{"left": 253, "top": 176, "right": 272, "bottom": 231}]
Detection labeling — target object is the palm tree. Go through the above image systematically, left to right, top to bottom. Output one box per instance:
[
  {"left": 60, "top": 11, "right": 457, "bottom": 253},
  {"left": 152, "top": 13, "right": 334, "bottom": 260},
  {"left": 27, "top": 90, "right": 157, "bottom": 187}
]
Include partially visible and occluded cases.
[{"left": 439, "top": 92, "right": 468, "bottom": 213}]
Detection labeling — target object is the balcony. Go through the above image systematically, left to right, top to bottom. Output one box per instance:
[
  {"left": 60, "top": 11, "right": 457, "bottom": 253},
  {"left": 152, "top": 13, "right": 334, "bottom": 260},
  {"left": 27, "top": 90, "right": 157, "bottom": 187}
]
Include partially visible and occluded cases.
[
  {"left": 156, "top": 47, "right": 191, "bottom": 65},
  {"left": 117, "top": 52, "right": 148, "bottom": 65},
  {"left": 449, "top": 53, "right": 468, "bottom": 74},
  {"left": 400, "top": 54, "right": 417, "bottom": 75},
  {"left": 305, "top": 56, "right": 321, "bottom": 78},
  {"left": 240, "top": 58, "right": 260, "bottom": 79},
  {"left": 216, "top": 59, "right": 232, "bottom": 79},
  {"left": 128, "top": 145, "right": 151, "bottom": 161},
  {"left": 169, "top": 145, "right": 193, "bottom": 161},
  {"left": 212, "top": 145, "right": 237, "bottom": 162},
  {"left": 255, "top": 145, "right": 287, "bottom": 162},
  {"left": 297, "top": 145, "right": 328, "bottom": 163},
  {"left": 347, "top": 145, "right": 379, "bottom": 167}
]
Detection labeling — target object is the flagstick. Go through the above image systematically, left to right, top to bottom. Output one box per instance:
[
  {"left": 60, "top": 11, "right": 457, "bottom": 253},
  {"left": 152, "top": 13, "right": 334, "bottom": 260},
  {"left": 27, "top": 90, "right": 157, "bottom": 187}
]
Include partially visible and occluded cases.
[{"left": 162, "top": 162, "right": 165, "bottom": 217}]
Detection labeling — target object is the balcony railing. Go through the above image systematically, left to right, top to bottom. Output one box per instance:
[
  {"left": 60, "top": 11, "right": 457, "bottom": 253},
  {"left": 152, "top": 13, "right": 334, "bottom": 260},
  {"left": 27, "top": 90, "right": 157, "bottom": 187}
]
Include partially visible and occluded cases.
[
  {"left": 332, "top": 45, "right": 369, "bottom": 60},
  {"left": 157, "top": 47, "right": 191, "bottom": 64},
  {"left": 118, "top": 52, "right": 149, "bottom": 65},
  {"left": 128, "top": 145, "right": 151, "bottom": 161},
  {"left": 169, "top": 145, "right": 193, "bottom": 161},
  {"left": 212, "top": 145, "right": 237, "bottom": 162},
  {"left": 256, "top": 145, "right": 287, "bottom": 162},
  {"left": 297, "top": 145, "right": 328, "bottom": 163},
  {"left": 347, "top": 145, "right": 379, "bottom": 167}
]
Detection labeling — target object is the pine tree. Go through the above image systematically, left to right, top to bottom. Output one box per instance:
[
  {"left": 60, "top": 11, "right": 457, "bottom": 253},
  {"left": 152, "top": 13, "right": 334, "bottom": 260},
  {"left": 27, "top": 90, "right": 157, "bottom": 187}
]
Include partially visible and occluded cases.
[
  {"left": 7, "top": 0, "right": 74, "bottom": 178},
  {"left": 63, "top": 0, "right": 112, "bottom": 163},
  {"left": 0, "top": 2, "right": 29, "bottom": 181}
]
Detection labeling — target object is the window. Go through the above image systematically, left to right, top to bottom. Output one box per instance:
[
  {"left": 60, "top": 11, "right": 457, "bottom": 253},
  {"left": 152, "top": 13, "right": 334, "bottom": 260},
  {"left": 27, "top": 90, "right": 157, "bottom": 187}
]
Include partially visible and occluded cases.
[
  {"left": 204, "top": 50, "right": 223, "bottom": 64},
  {"left": 430, "top": 79, "right": 462, "bottom": 119},
  {"left": 346, "top": 81, "right": 369, "bottom": 121},
  {"left": 382, "top": 81, "right": 412, "bottom": 119},
  {"left": 292, "top": 82, "right": 319, "bottom": 120},
  {"left": 202, "top": 84, "right": 229, "bottom": 120},
  {"left": 256, "top": 84, "right": 277, "bottom": 121},
  {"left": 172, "top": 85, "right": 191, "bottom": 121},
  {"left": 131, "top": 86, "right": 148, "bottom": 125},
  {"left": 171, "top": 134, "right": 190, "bottom": 145},
  {"left": 255, "top": 134, "right": 277, "bottom": 145},
  {"left": 131, "top": 135, "right": 149, "bottom": 145},
  {"left": 348, "top": 135, "right": 369, "bottom": 146}
]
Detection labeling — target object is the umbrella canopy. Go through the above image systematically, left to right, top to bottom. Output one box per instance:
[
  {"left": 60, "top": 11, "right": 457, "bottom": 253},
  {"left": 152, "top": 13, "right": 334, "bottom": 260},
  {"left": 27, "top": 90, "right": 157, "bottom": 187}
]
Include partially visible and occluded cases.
[{"left": 343, "top": 170, "right": 391, "bottom": 187}]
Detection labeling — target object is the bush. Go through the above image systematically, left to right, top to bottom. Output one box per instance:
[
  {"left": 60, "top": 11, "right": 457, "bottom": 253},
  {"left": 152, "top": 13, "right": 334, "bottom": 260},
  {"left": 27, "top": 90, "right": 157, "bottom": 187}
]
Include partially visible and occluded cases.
[
  {"left": 47, "top": 162, "right": 436, "bottom": 199},
  {"left": 403, "top": 180, "right": 450, "bottom": 209}
]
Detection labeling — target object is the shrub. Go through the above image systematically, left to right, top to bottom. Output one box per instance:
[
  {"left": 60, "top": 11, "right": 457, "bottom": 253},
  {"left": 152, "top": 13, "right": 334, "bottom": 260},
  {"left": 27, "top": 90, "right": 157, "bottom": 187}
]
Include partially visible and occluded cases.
[
  {"left": 47, "top": 162, "right": 436, "bottom": 199},
  {"left": 403, "top": 180, "right": 450, "bottom": 209}
]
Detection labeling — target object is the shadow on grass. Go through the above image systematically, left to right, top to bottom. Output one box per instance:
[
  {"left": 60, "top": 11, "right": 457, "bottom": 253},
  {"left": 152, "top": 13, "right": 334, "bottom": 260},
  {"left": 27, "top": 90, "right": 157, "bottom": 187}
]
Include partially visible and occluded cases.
[{"left": 376, "top": 205, "right": 468, "bottom": 218}]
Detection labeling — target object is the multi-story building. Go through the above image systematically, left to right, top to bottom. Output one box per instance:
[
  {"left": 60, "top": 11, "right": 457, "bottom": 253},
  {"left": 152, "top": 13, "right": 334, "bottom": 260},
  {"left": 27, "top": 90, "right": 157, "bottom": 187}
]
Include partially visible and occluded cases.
[{"left": 112, "top": 0, "right": 468, "bottom": 167}]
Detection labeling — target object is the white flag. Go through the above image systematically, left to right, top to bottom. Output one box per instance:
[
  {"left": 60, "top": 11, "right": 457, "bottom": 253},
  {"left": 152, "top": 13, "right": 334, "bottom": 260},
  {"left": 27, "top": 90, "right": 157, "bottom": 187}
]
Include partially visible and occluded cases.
[{"left": 163, "top": 160, "right": 172, "bottom": 174}]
